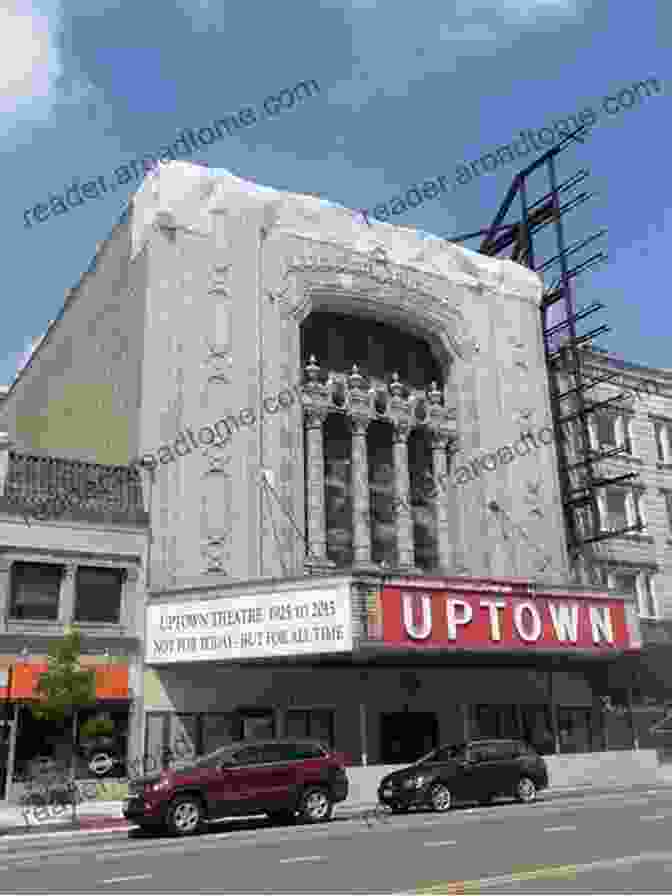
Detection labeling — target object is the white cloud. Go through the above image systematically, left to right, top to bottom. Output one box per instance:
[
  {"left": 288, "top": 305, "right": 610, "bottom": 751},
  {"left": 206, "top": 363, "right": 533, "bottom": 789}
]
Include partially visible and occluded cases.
[
  {"left": 0, "top": 0, "right": 98, "bottom": 138},
  {"left": 0, "top": 1, "right": 63, "bottom": 115}
]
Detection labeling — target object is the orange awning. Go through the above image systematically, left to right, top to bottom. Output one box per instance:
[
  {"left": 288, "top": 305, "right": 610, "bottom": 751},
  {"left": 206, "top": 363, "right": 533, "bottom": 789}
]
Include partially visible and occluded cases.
[
  {"left": 8, "top": 663, "right": 128, "bottom": 700},
  {"left": 0, "top": 667, "right": 9, "bottom": 701}
]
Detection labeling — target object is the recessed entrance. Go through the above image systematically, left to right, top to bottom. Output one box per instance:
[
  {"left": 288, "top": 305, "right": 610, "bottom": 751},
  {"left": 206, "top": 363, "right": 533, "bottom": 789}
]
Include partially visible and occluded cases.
[{"left": 380, "top": 712, "right": 438, "bottom": 764}]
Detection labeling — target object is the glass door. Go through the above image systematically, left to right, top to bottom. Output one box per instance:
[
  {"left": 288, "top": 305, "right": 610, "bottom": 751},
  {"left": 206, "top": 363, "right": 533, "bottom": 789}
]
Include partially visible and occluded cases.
[{"left": 238, "top": 709, "right": 275, "bottom": 741}]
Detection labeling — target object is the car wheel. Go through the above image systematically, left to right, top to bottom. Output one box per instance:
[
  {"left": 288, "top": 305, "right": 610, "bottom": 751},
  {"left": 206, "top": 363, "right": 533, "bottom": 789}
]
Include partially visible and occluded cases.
[
  {"left": 516, "top": 777, "right": 537, "bottom": 804},
  {"left": 429, "top": 782, "right": 452, "bottom": 813},
  {"left": 297, "top": 788, "right": 333, "bottom": 824},
  {"left": 166, "top": 795, "right": 205, "bottom": 836},
  {"left": 267, "top": 809, "right": 296, "bottom": 825}
]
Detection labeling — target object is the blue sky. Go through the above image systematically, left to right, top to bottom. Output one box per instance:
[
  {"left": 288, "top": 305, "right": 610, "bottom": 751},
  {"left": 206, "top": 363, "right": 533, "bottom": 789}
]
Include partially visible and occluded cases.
[{"left": 1, "top": 0, "right": 669, "bottom": 386}]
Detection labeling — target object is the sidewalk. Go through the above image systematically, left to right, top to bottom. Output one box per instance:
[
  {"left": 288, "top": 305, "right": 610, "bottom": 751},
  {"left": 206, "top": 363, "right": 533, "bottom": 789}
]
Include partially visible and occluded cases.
[{"left": 2, "top": 779, "right": 672, "bottom": 840}]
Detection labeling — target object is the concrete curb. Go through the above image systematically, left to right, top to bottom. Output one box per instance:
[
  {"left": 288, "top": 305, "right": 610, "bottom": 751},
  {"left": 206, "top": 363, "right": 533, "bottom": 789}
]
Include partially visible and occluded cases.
[{"left": 2, "top": 780, "right": 671, "bottom": 840}]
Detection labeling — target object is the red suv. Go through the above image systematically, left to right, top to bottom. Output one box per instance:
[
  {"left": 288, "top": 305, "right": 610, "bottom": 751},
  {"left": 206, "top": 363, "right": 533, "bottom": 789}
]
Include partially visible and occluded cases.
[{"left": 122, "top": 739, "right": 349, "bottom": 835}]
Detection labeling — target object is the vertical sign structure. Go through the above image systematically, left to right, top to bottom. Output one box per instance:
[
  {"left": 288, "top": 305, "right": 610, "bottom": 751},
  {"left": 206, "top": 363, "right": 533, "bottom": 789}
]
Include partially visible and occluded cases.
[{"left": 370, "top": 581, "right": 638, "bottom": 653}]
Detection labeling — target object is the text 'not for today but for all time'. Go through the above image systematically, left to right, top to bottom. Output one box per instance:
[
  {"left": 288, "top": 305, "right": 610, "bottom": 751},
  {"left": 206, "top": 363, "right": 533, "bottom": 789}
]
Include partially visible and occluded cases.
[{"left": 152, "top": 597, "right": 344, "bottom": 656}]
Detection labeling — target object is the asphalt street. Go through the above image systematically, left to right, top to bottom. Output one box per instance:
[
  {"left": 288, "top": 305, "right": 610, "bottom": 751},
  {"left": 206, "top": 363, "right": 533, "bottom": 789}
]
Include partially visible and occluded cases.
[{"left": 1, "top": 785, "right": 672, "bottom": 894}]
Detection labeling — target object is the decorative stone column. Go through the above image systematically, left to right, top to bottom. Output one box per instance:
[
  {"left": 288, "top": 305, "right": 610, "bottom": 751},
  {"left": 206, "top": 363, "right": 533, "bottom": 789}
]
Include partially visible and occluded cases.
[
  {"left": 304, "top": 407, "right": 332, "bottom": 570},
  {"left": 350, "top": 416, "right": 373, "bottom": 569},
  {"left": 393, "top": 421, "right": 415, "bottom": 569},
  {"left": 432, "top": 431, "right": 454, "bottom": 572},
  {"left": 0, "top": 432, "right": 12, "bottom": 496},
  {"left": 0, "top": 558, "right": 11, "bottom": 633},
  {"left": 58, "top": 563, "right": 77, "bottom": 626},
  {"left": 122, "top": 566, "right": 141, "bottom": 632}
]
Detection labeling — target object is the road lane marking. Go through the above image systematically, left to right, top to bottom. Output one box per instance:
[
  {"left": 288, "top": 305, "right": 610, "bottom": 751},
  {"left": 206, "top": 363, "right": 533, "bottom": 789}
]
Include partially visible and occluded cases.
[
  {"left": 640, "top": 813, "right": 670, "bottom": 821},
  {"left": 544, "top": 825, "right": 577, "bottom": 832},
  {"left": 424, "top": 840, "right": 457, "bottom": 847},
  {"left": 413, "top": 850, "right": 672, "bottom": 893},
  {"left": 279, "top": 855, "right": 324, "bottom": 864},
  {"left": 100, "top": 874, "right": 153, "bottom": 884}
]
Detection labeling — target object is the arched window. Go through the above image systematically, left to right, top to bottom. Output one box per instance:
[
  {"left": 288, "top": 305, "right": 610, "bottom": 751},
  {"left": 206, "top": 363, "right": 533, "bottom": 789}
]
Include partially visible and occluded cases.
[{"left": 300, "top": 312, "right": 455, "bottom": 573}]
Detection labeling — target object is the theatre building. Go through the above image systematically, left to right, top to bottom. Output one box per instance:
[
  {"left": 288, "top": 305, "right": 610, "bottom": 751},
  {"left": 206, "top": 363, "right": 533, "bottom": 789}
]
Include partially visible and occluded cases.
[
  {"left": 0, "top": 161, "right": 654, "bottom": 770},
  {"left": 145, "top": 573, "right": 643, "bottom": 764}
]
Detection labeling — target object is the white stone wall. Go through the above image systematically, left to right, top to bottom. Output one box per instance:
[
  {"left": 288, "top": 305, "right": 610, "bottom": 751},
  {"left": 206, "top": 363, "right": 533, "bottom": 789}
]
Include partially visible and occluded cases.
[{"left": 131, "top": 162, "right": 568, "bottom": 588}]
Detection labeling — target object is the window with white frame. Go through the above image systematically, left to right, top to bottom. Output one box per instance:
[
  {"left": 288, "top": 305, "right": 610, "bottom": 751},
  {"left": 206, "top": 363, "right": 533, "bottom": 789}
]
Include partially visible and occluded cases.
[
  {"left": 589, "top": 411, "right": 634, "bottom": 456},
  {"left": 653, "top": 420, "right": 671, "bottom": 464},
  {"left": 597, "top": 487, "right": 646, "bottom": 534},
  {"left": 598, "top": 488, "right": 629, "bottom": 532},
  {"left": 664, "top": 492, "right": 672, "bottom": 535},
  {"left": 10, "top": 562, "right": 63, "bottom": 620},
  {"left": 74, "top": 567, "right": 124, "bottom": 623},
  {"left": 608, "top": 569, "right": 638, "bottom": 600},
  {"left": 636, "top": 572, "right": 657, "bottom": 619}
]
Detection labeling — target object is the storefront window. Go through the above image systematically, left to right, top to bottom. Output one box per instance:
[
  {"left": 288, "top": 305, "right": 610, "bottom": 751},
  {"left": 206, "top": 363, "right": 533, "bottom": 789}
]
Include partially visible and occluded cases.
[
  {"left": 471, "top": 705, "right": 520, "bottom": 740},
  {"left": 520, "top": 705, "right": 555, "bottom": 755},
  {"left": 558, "top": 707, "right": 592, "bottom": 754},
  {"left": 239, "top": 709, "right": 274, "bottom": 741},
  {"left": 286, "top": 709, "right": 334, "bottom": 747},
  {"left": 145, "top": 713, "right": 166, "bottom": 770},
  {"left": 171, "top": 714, "right": 198, "bottom": 761},
  {"left": 200, "top": 714, "right": 237, "bottom": 754}
]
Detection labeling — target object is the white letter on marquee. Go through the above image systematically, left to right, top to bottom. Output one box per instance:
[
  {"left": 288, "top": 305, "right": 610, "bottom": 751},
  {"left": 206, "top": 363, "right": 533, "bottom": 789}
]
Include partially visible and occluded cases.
[
  {"left": 402, "top": 592, "right": 432, "bottom": 639},
  {"left": 446, "top": 599, "right": 473, "bottom": 641},
  {"left": 480, "top": 600, "right": 506, "bottom": 641},
  {"left": 513, "top": 602, "right": 542, "bottom": 642},
  {"left": 548, "top": 602, "right": 579, "bottom": 643},
  {"left": 589, "top": 605, "right": 614, "bottom": 645}
]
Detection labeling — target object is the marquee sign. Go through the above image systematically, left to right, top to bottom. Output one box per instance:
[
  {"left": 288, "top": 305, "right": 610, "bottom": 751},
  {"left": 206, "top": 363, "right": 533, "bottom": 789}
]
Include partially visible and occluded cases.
[
  {"left": 367, "top": 578, "right": 641, "bottom": 654},
  {"left": 146, "top": 583, "right": 353, "bottom": 664}
]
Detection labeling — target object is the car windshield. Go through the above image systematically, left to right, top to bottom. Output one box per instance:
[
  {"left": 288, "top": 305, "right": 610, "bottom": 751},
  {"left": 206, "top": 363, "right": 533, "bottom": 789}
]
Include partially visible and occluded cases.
[{"left": 414, "top": 744, "right": 464, "bottom": 764}]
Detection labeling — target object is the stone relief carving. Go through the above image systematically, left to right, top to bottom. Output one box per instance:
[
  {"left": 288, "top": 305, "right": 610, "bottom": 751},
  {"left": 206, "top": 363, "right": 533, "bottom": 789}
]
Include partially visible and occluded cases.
[
  {"left": 270, "top": 250, "right": 479, "bottom": 361},
  {"left": 202, "top": 255, "right": 234, "bottom": 576},
  {"left": 208, "top": 263, "right": 231, "bottom": 297},
  {"left": 204, "top": 342, "right": 233, "bottom": 386},
  {"left": 202, "top": 450, "right": 232, "bottom": 476},
  {"left": 524, "top": 478, "right": 545, "bottom": 518},
  {"left": 201, "top": 535, "right": 230, "bottom": 575}
]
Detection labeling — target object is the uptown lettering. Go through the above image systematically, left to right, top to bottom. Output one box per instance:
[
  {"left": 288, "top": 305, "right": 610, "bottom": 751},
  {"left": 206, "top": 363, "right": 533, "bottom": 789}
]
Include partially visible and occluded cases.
[{"left": 401, "top": 592, "right": 616, "bottom": 646}]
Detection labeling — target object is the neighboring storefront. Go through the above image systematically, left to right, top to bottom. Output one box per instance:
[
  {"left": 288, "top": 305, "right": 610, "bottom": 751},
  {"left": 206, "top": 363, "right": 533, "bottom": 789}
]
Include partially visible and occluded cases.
[
  {"left": 144, "top": 573, "right": 643, "bottom": 766},
  {"left": 0, "top": 659, "right": 130, "bottom": 792}
]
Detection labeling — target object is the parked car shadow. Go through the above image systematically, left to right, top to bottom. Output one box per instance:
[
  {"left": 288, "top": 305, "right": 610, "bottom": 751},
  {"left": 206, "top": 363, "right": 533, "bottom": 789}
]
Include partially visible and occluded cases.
[{"left": 127, "top": 814, "right": 280, "bottom": 839}]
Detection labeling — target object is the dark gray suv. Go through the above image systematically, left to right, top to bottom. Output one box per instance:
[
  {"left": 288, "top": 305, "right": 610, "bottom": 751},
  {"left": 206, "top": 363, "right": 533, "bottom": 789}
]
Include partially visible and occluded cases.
[{"left": 378, "top": 739, "right": 549, "bottom": 814}]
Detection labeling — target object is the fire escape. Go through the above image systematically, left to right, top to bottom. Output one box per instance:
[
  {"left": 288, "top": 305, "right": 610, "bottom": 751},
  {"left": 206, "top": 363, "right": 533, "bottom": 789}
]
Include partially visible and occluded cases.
[{"left": 446, "top": 125, "right": 643, "bottom": 582}]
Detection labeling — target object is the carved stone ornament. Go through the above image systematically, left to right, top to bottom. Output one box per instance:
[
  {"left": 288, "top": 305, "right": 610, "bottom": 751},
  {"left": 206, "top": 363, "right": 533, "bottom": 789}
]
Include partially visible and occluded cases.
[
  {"left": 270, "top": 250, "right": 478, "bottom": 361},
  {"left": 208, "top": 263, "right": 231, "bottom": 297},
  {"left": 204, "top": 344, "right": 233, "bottom": 386},
  {"left": 202, "top": 452, "right": 233, "bottom": 476},
  {"left": 201, "top": 535, "right": 230, "bottom": 575}
]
